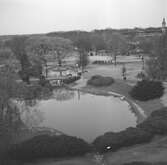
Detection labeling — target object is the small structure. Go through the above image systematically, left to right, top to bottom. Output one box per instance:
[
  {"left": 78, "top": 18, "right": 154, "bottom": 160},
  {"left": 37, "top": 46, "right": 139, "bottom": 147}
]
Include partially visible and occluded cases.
[
  {"left": 162, "top": 18, "right": 166, "bottom": 34},
  {"left": 88, "top": 50, "right": 113, "bottom": 64},
  {"left": 46, "top": 65, "right": 80, "bottom": 87}
]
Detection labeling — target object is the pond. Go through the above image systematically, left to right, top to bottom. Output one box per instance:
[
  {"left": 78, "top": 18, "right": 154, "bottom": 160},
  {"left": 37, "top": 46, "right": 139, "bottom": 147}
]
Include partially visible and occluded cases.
[{"left": 21, "top": 88, "right": 137, "bottom": 142}]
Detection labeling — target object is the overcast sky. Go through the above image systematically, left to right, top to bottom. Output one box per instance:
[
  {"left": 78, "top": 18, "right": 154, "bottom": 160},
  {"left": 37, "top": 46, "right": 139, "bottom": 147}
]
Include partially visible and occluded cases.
[{"left": 0, "top": 0, "right": 166, "bottom": 35}]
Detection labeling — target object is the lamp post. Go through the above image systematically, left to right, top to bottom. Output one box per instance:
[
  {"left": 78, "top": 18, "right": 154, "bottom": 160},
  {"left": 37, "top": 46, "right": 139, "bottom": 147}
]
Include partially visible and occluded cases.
[{"left": 141, "top": 56, "right": 144, "bottom": 70}]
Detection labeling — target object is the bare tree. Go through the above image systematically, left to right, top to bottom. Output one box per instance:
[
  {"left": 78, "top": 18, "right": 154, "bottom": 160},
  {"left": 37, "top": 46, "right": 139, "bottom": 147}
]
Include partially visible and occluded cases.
[{"left": 6, "top": 36, "right": 31, "bottom": 83}]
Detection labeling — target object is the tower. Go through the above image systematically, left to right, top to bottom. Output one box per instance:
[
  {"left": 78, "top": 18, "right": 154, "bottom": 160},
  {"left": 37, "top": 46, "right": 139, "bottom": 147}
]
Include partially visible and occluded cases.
[{"left": 162, "top": 18, "right": 166, "bottom": 34}]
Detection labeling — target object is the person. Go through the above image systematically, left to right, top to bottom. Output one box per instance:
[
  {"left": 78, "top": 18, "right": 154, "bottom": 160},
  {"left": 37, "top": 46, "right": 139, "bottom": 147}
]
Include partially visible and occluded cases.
[{"left": 122, "top": 64, "right": 127, "bottom": 80}]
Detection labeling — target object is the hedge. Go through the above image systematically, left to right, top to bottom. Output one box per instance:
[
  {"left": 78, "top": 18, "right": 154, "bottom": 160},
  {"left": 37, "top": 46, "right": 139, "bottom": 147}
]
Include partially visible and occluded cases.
[
  {"left": 87, "top": 75, "right": 114, "bottom": 87},
  {"left": 63, "top": 76, "right": 80, "bottom": 84},
  {"left": 129, "top": 80, "right": 164, "bottom": 101},
  {"left": 137, "top": 108, "right": 167, "bottom": 135},
  {"left": 93, "top": 127, "right": 153, "bottom": 153},
  {"left": 7, "top": 134, "right": 92, "bottom": 161},
  {"left": 123, "top": 162, "right": 167, "bottom": 165}
]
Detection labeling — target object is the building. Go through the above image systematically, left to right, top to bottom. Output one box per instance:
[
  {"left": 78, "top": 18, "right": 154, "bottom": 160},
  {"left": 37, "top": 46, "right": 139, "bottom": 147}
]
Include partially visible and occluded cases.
[
  {"left": 162, "top": 18, "right": 166, "bottom": 34},
  {"left": 88, "top": 50, "right": 113, "bottom": 64}
]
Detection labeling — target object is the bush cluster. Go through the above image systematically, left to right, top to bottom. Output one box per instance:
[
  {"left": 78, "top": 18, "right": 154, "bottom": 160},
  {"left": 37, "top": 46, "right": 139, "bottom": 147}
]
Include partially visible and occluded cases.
[
  {"left": 93, "top": 61, "right": 112, "bottom": 64},
  {"left": 87, "top": 75, "right": 114, "bottom": 87},
  {"left": 63, "top": 76, "right": 80, "bottom": 84},
  {"left": 129, "top": 80, "right": 164, "bottom": 101},
  {"left": 18, "top": 83, "right": 52, "bottom": 100},
  {"left": 5, "top": 108, "right": 167, "bottom": 161},
  {"left": 93, "top": 108, "right": 167, "bottom": 153},
  {"left": 137, "top": 108, "right": 167, "bottom": 135},
  {"left": 93, "top": 127, "right": 153, "bottom": 153},
  {"left": 7, "top": 134, "right": 92, "bottom": 161},
  {"left": 122, "top": 162, "right": 167, "bottom": 165}
]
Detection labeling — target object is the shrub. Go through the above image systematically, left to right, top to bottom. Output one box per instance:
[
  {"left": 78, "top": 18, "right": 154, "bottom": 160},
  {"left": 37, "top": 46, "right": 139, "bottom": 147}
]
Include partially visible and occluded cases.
[
  {"left": 92, "top": 61, "right": 112, "bottom": 64},
  {"left": 136, "top": 72, "right": 147, "bottom": 80},
  {"left": 87, "top": 75, "right": 114, "bottom": 87},
  {"left": 38, "top": 76, "right": 52, "bottom": 88},
  {"left": 63, "top": 76, "right": 80, "bottom": 84},
  {"left": 129, "top": 80, "right": 164, "bottom": 101},
  {"left": 18, "top": 83, "right": 53, "bottom": 100},
  {"left": 93, "top": 108, "right": 167, "bottom": 153},
  {"left": 137, "top": 108, "right": 167, "bottom": 135},
  {"left": 93, "top": 127, "right": 153, "bottom": 153},
  {"left": 7, "top": 134, "right": 92, "bottom": 161},
  {"left": 0, "top": 159, "right": 23, "bottom": 165},
  {"left": 123, "top": 162, "right": 167, "bottom": 165},
  {"left": 123, "top": 162, "right": 152, "bottom": 165}
]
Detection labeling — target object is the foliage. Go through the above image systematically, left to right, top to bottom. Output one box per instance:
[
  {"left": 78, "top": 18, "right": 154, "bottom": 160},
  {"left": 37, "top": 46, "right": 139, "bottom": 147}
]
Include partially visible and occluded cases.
[
  {"left": 47, "top": 30, "right": 128, "bottom": 56},
  {"left": 105, "top": 32, "right": 129, "bottom": 65},
  {"left": 105, "top": 32, "right": 128, "bottom": 54},
  {"left": 74, "top": 33, "right": 92, "bottom": 51},
  {"left": 90, "top": 33, "right": 106, "bottom": 51},
  {"left": 146, "top": 33, "right": 167, "bottom": 80},
  {"left": 27, "top": 35, "right": 73, "bottom": 57},
  {"left": 6, "top": 36, "right": 31, "bottom": 83},
  {"left": 27, "top": 36, "right": 73, "bottom": 78},
  {"left": 138, "top": 38, "right": 154, "bottom": 54},
  {"left": 0, "top": 48, "right": 13, "bottom": 61},
  {"left": 77, "top": 50, "right": 89, "bottom": 71},
  {"left": 146, "top": 58, "right": 161, "bottom": 80},
  {"left": 92, "top": 61, "right": 112, "bottom": 64},
  {"left": 0, "top": 65, "right": 21, "bottom": 123},
  {"left": 136, "top": 72, "right": 147, "bottom": 80},
  {"left": 87, "top": 75, "right": 114, "bottom": 87},
  {"left": 63, "top": 76, "right": 80, "bottom": 84},
  {"left": 129, "top": 80, "right": 164, "bottom": 101},
  {"left": 18, "top": 83, "right": 52, "bottom": 100},
  {"left": 93, "top": 108, "right": 167, "bottom": 153},
  {"left": 138, "top": 108, "right": 167, "bottom": 135},
  {"left": 93, "top": 127, "right": 153, "bottom": 153},
  {"left": 7, "top": 134, "right": 92, "bottom": 161},
  {"left": 0, "top": 159, "right": 23, "bottom": 165},
  {"left": 123, "top": 162, "right": 167, "bottom": 165}
]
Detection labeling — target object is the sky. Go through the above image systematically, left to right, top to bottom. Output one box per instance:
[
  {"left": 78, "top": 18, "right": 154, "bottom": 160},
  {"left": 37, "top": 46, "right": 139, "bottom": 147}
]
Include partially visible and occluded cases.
[{"left": 0, "top": 0, "right": 166, "bottom": 35}]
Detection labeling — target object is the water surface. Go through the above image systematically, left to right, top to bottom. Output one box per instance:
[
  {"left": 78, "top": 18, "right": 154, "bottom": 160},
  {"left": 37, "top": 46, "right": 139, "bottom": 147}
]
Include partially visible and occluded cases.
[{"left": 22, "top": 89, "right": 137, "bottom": 142}]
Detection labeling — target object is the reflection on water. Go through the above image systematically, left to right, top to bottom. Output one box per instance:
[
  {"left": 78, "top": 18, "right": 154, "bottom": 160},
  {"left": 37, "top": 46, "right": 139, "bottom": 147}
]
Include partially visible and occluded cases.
[
  {"left": 21, "top": 88, "right": 137, "bottom": 142},
  {"left": 52, "top": 88, "right": 76, "bottom": 101}
]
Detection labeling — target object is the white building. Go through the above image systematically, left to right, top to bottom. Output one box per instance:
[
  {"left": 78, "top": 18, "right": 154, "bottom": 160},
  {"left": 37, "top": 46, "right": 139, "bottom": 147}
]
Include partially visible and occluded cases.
[{"left": 88, "top": 50, "right": 113, "bottom": 64}]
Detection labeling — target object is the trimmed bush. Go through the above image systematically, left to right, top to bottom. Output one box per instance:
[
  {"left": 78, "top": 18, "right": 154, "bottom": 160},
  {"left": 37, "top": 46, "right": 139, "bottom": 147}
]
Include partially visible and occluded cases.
[
  {"left": 92, "top": 61, "right": 112, "bottom": 64},
  {"left": 136, "top": 72, "right": 147, "bottom": 80},
  {"left": 87, "top": 75, "right": 114, "bottom": 87},
  {"left": 63, "top": 76, "right": 80, "bottom": 84},
  {"left": 129, "top": 80, "right": 164, "bottom": 101},
  {"left": 93, "top": 108, "right": 167, "bottom": 153},
  {"left": 138, "top": 108, "right": 167, "bottom": 135},
  {"left": 93, "top": 127, "right": 153, "bottom": 153},
  {"left": 7, "top": 134, "right": 92, "bottom": 161},
  {"left": 0, "top": 159, "right": 23, "bottom": 165},
  {"left": 123, "top": 162, "right": 167, "bottom": 165}
]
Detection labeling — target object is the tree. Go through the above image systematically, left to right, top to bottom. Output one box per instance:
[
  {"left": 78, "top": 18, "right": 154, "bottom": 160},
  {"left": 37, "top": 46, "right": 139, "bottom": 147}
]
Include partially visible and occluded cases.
[
  {"left": 74, "top": 32, "right": 92, "bottom": 52},
  {"left": 74, "top": 33, "right": 91, "bottom": 72},
  {"left": 90, "top": 33, "right": 106, "bottom": 52},
  {"left": 105, "top": 33, "right": 128, "bottom": 65},
  {"left": 146, "top": 33, "right": 167, "bottom": 80},
  {"left": 6, "top": 36, "right": 31, "bottom": 83},
  {"left": 27, "top": 36, "right": 73, "bottom": 77},
  {"left": 77, "top": 50, "right": 89, "bottom": 72},
  {"left": 0, "top": 64, "right": 20, "bottom": 128}
]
